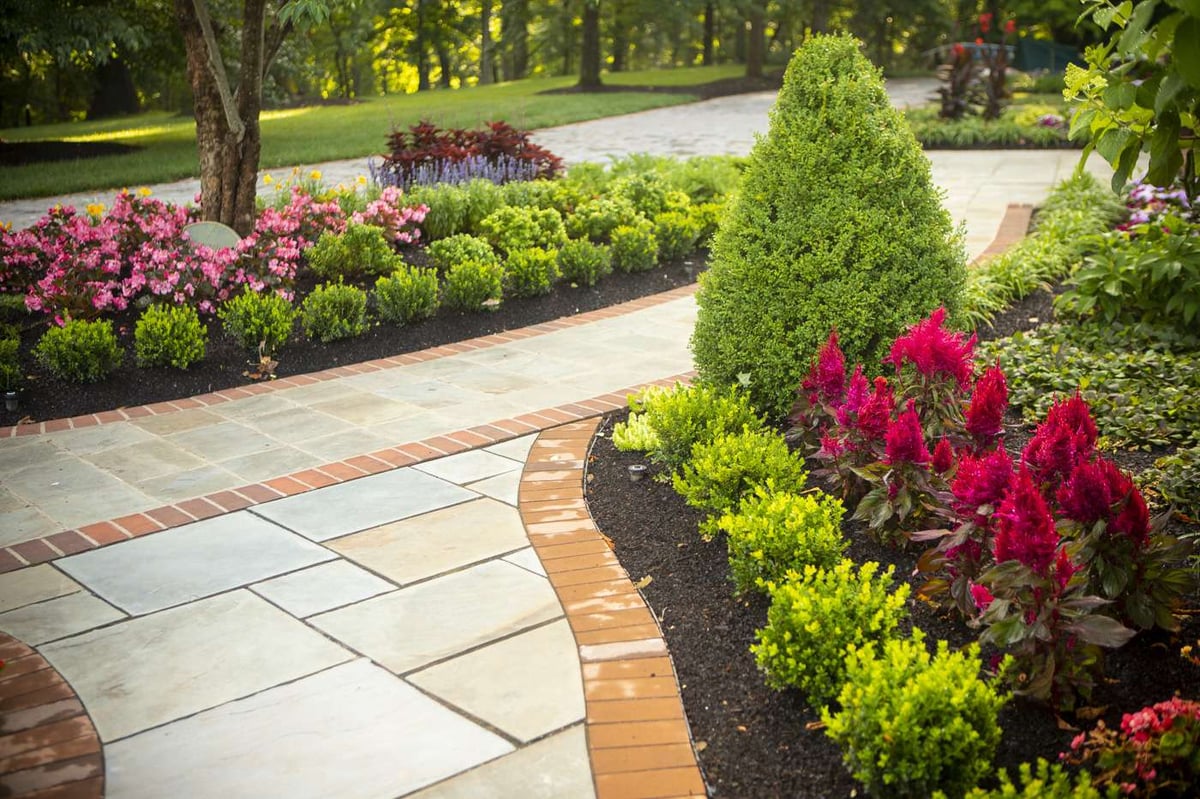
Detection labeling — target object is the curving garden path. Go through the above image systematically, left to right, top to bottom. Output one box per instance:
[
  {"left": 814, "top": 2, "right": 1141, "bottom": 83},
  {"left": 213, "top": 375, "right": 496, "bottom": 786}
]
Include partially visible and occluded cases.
[{"left": 0, "top": 82, "right": 1116, "bottom": 798}]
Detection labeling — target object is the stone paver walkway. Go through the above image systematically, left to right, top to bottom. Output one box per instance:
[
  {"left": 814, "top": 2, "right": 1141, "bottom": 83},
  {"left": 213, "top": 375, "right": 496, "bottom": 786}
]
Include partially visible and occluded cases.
[{"left": 0, "top": 82, "right": 1118, "bottom": 798}]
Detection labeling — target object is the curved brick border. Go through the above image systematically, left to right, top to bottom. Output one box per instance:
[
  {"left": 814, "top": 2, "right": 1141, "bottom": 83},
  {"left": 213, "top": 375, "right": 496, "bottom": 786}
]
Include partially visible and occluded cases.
[
  {"left": 973, "top": 203, "right": 1034, "bottom": 264},
  {"left": 520, "top": 419, "right": 706, "bottom": 799},
  {"left": 0, "top": 634, "right": 103, "bottom": 798}
]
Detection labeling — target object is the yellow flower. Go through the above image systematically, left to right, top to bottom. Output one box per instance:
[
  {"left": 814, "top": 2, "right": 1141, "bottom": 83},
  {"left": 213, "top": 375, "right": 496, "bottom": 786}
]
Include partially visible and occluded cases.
[
  {"left": 308, "top": 170, "right": 322, "bottom": 181},
  {"left": 263, "top": 174, "right": 275, "bottom": 185},
  {"left": 355, "top": 175, "right": 368, "bottom": 186},
  {"left": 136, "top": 186, "right": 152, "bottom": 197},
  {"left": 86, "top": 203, "right": 106, "bottom": 218},
  {"left": 0, "top": 221, "right": 10, "bottom": 232}
]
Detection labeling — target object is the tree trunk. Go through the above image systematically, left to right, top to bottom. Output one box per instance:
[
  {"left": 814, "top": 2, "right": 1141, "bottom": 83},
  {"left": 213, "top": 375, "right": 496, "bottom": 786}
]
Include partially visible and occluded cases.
[
  {"left": 415, "top": 0, "right": 431, "bottom": 90},
  {"left": 479, "top": 0, "right": 494, "bottom": 84},
  {"left": 500, "top": 0, "right": 529, "bottom": 80},
  {"left": 812, "top": 0, "right": 830, "bottom": 34},
  {"left": 579, "top": 1, "right": 602, "bottom": 89},
  {"left": 702, "top": 2, "right": 715, "bottom": 66},
  {"left": 746, "top": 2, "right": 765, "bottom": 78},
  {"left": 561, "top": 3, "right": 574, "bottom": 76},
  {"left": 436, "top": 41, "right": 453, "bottom": 88},
  {"left": 88, "top": 57, "right": 139, "bottom": 119}
]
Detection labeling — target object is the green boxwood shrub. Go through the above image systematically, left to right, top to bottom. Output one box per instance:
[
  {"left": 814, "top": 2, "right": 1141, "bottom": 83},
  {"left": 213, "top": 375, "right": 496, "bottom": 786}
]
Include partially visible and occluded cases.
[
  {"left": 691, "top": 34, "right": 965, "bottom": 419},
  {"left": 611, "top": 172, "right": 670, "bottom": 217},
  {"left": 404, "top": 183, "right": 468, "bottom": 240},
  {"left": 565, "top": 196, "right": 641, "bottom": 241},
  {"left": 688, "top": 201, "right": 723, "bottom": 246},
  {"left": 478, "top": 206, "right": 567, "bottom": 254},
  {"left": 653, "top": 210, "right": 702, "bottom": 262},
  {"left": 610, "top": 220, "right": 659, "bottom": 273},
  {"left": 306, "top": 223, "right": 400, "bottom": 281},
  {"left": 426, "top": 234, "right": 498, "bottom": 271},
  {"left": 557, "top": 239, "right": 613, "bottom": 287},
  {"left": 503, "top": 247, "right": 560, "bottom": 298},
  {"left": 442, "top": 259, "right": 504, "bottom": 311},
  {"left": 373, "top": 265, "right": 439, "bottom": 325},
  {"left": 300, "top": 281, "right": 368, "bottom": 343},
  {"left": 218, "top": 289, "right": 296, "bottom": 356},
  {"left": 134, "top": 304, "right": 207, "bottom": 369},
  {"left": 34, "top": 319, "right": 123, "bottom": 383},
  {"left": 0, "top": 325, "right": 21, "bottom": 391},
  {"left": 635, "top": 384, "right": 763, "bottom": 472},
  {"left": 612, "top": 411, "right": 660, "bottom": 452},
  {"left": 673, "top": 428, "right": 809, "bottom": 538},
  {"left": 720, "top": 485, "right": 847, "bottom": 594},
  {"left": 752, "top": 559, "right": 910, "bottom": 709},
  {"left": 824, "top": 633, "right": 1008, "bottom": 799},
  {"left": 948, "top": 760, "right": 1119, "bottom": 799}
]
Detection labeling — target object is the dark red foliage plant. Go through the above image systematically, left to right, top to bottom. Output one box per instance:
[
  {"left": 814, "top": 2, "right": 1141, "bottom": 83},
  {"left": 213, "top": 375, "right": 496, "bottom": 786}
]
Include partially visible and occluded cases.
[{"left": 375, "top": 120, "right": 563, "bottom": 190}]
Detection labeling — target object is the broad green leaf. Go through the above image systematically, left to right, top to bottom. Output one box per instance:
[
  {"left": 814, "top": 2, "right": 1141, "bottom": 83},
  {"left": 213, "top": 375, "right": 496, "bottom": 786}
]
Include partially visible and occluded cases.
[
  {"left": 1118, "top": 0, "right": 1157, "bottom": 55},
  {"left": 1165, "top": 0, "right": 1200, "bottom": 17},
  {"left": 1175, "top": 17, "right": 1200, "bottom": 88},
  {"left": 1156, "top": 72, "right": 1189, "bottom": 114},
  {"left": 1102, "top": 82, "right": 1138, "bottom": 110},
  {"left": 1069, "top": 107, "right": 1098, "bottom": 141},
  {"left": 1147, "top": 111, "right": 1185, "bottom": 185},
  {"left": 1096, "top": 127, "right": 1135, "bottom": 163},
  {"left": 1113, "top": 138, "right": 1142, "bottom": 192},
  {"left": 1065, "top": 614, "right": 1136, "bottom": 648}
]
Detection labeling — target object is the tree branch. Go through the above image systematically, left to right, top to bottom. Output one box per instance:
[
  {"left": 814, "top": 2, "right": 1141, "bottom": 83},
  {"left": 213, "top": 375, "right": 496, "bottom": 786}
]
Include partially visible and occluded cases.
[{"left": 190, "top": 0, "right": 245, "bottom": 142}]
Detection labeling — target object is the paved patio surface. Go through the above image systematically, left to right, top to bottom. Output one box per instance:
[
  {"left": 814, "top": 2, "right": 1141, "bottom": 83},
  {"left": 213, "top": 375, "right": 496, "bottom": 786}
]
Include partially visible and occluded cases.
[{"left": 0, "top": 81, "right": 1117, "bottom": 798}]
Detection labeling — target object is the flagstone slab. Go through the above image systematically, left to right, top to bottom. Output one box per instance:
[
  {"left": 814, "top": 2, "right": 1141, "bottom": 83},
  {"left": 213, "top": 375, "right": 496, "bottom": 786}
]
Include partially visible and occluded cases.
[
  {"left": 167, "top": 420, "right": 283, "bottom": 462},
  {"left": 42, "top": 424, "right": 154, "bottom": 455},
  {"left": 484, "top": 434, "right": 538, "bottom": 462},
  {"left": 81, "top": 439, "right": 204, "bottom": 484},
  {"left": 413, "top": 450, "right": 522, "bottom": 485},
  {"left": 5, "top": 458, "right": 156, "bottom": 529},
  {"left": 133, "top": 464, "right": 242, "bottom": 504},
  {"left": 251, "top": 468, "right": 475, "bottom": 542},
  {"left": 464, "top": 471, "right": 521, "bottom": 507},
  {"left": 328, "top": 498, "right": 528, "bottom": 586},
  {"left": 0, "top": 504, "right": 60, "bottom": 548},
  {"left": 57, "top": 512, "right": 335, "bottom": 615},
  {"left": 503, "top": 547, "right": 548, "bottom": 578},
  {"left": 251, "top": 560, "right": 395, "bottom": 618},
  {"left": 310, "top": 560, "right": 560, "bottom": 674},
  {"left": 0, "top": 564, "right": 81, "bottom": 613},
  {"left": 40, "top": 590, "right": 353, "bottom": 742},
  {"left": 0, "top": 591, "right": 123, "bottom": 644},
  {"left": 409, "top": 620, "right": 584, "bottom": 742},
  {"left": 104, "top": 658, "right": 512, "bottom": 799},
  {"left": 409, "top": 725, "right": 594, "bottom": 799}
]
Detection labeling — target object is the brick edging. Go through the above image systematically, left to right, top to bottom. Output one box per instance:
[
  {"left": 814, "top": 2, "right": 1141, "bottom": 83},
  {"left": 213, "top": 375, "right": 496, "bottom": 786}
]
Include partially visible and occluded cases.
[
  {"left": 972, "top": 203, "right": 1034, "bottom": 264},
  {"left": 0, "top": 284, "right": 700, "bottom": 439},
  {"left": 0, "top": 373, "right": 699, "bottom": 575},
  {"left": 519, "top": 419, "right": 706, "bottom": 799},
  {"left": 0, "top": 634, "right": 104, "bottom": 798}
]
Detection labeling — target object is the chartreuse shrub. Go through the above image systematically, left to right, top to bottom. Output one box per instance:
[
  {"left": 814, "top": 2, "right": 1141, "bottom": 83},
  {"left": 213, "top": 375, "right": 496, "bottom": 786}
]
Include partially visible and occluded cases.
[
  {"left": 691, "top": 34, "right": 965, "bottom": 419},
  {"left": 611, "top": 172, "right": 670, "bottom": 217},
  {"left": 404, "top": 183, "right": 468, "bottom": 240},
  {"left": 565, "top": 196, "right": 641, "bottom": 241},
  {"left": 688, "top": 201, "right": 723, "bottom": 244},
  {"left": 478, "top": 206, "right": 567, "bottom": 254},
  {"left": 653, "top": 210, "right": 702, "bottom": 261},
  {"left": 610, "top": 219, "right": 659, "bottom": 273},
  {"left": 306, "top": 223, "right": 400, "bottom": 281},
  {"left": 427, "top": 234, "right": 498, "bottom": 271},
  {"left": 557, "top": 239, "right": 612, "bottom": 287},
  {"left": 503, "top": 248, "right": 560, "bottom": 298},
  {"left": 442, "top": 259, "right": 504, "bottom": 311},
  {"left": 373, "top": 265, "right": 439, "bottom": 325},
  {"left": 300, "top": 281, "right": 368, "bottom": 343},
  {"left": 218, "top": 289, "right": 296, "bottom": 355},
  {"left": 134, "top": 304, "right": 206, "bottom": 369},
  {"left": 34, "top": 319, "right": 123, "bottom": 383},
  {"left": 0, "top": 325, "right": 22, "bottom": 391},
  {"left": 627, "top": 383, "right": 763, "bottom": 473},
  {"left": 612, "top": 411, "right": 660, "bottom": 452},
  {"left": 673, "top": 429, "right": 809, "bottom": 539},
  {"left": 720, "top": 484, "right": 847, "bottom": 594},
  {"left": 753, "top": 559, "right": 910, "bottom": 709},
  {"left": 823, "top": 632, "right": 1008, "bottom": 799},
  {"left": 946, "top": 760, "right": 1119, "bottom": 799}
]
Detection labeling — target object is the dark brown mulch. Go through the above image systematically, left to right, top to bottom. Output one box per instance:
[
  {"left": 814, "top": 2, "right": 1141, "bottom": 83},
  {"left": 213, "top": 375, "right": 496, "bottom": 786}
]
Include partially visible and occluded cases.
[
  {"left": 540, "top": 72, "right": 785, "bottom": 100},
  {"left": 0, "top": 139, "right": 141, "bottom": 167},
  {"left": 0, "top": 253, "right": 706, "bottom": 427},
  {"left": 584, "top": 287, "right": 1200, "bottom": 798}
]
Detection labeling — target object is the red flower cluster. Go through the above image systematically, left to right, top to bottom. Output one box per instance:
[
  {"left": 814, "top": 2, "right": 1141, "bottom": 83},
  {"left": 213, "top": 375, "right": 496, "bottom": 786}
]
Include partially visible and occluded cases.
[
  {"left": 884, "top": 307, "right": 977, "bottom": 389},
  {"left": 801, "top": 330, "right": 846, "bottom": 408},
  {"left": 965, "top": 363, "right": 1008, "bottom": 447},
  {"left": 835, "top": 365, "right": 869, "bottom": 426},
  {"left": 857, "top": 376, "right": 894, "bottom": 439},
  {"left": 1022, "top": 393, "right": 1098, "bottom": 492},
  {"left": 885, "top": 400, "right": 930, "bottom": 465},
  {"left": 931, "top": 438, "right": 954, "bottom": 473},
  {"left": 951, "top": 447, "right": 1014, "bottom": 519},
  {"left": 1057, "top": 458, "right": 1151, "bottom": 547},
  {"left": 993, "top": 468, "right": 1060, "bottom": 574}
]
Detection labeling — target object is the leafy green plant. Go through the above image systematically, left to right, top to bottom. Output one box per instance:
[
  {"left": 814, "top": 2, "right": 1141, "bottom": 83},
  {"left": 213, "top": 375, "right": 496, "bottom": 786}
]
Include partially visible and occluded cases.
[
  {"left": 692, "top": 34, "right": 965, "bottom": 419},
  {"left": 611, "top": 172, "right": 670, "bottom": 217},
  {"left": 404, "top": 183, "right": 468, "bottom": 240},
  {"left": 565, "top": 196, "right": 641, "bottom": 241},
  {"left": 688, "top": 201, "right": 723, "bottom": 245},
  {"left": 478, "top": 206, "right": 567, "bottom": 254},
  {"left": 653, "top": 210, "right": 702, "bottom": 262},
  {"left": 610, "top": 219, "right": 658, "bottom": 273},
  {"left": 306, "top": 223, "right": 400, "bottom": 281},
  {"left": 426, "top": 234, "right": 498, "bottom": 271},
  {"left": 556, "top": 239, "right": 612, "bottom": 287},
  {"left": 503, "top": 247, "right": 560, "bottom": 298},
  {"left": 442, "top": 259, "right": 504, "bottom": 312},
  {"left": 373, "top": 265, "right": 439, "bottom": 325},
  {"left": 300, "top": 281, "right": 368, "bottom": 343},
  {"left": 218, "top": 289, "right": 297, "bottom": 356},
  {"left": 134, "top": 304, "right": 207, "bottom": 369},
  {"left": 34, "top": 319, "right": 123, "bottom": 383},
  {"left": 0, "top": 327, "right": 22, "bottom": 391},
  {"left": 635, "top": 383, "right": 763, "bottom": 472},
  {"left": 611, "top": 411, "right": 660, "bottom": 452},
  {"left": 673, "top": 428, "right": 809, "bottom": 539},
  {"left": 1146, "top": 444, "right": 1200, "bottom": 521},
  {"left": 720, "top": 484, "right": 847, "bottom": 594},
  {"left": 752, "top": 559, "right": 910, "bottom": 709},
  {"left": 823, "top": 633, "right": 1008, "bottom": 799},
  {"left": 949, "top": 759, "right": 1119, "bottom": 798}
]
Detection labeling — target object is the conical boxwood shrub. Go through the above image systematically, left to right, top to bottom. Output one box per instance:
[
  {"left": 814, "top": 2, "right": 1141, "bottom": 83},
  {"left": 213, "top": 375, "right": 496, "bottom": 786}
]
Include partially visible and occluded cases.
[{"left": 691, "top": 34, "right": 965, "bottom": 419}]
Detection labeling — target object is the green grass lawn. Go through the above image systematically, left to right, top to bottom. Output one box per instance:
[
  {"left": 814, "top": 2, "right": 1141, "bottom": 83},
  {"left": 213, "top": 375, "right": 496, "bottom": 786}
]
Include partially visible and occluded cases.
[{"left": 0, "top": 65, "right": 747, "bottom": 202}]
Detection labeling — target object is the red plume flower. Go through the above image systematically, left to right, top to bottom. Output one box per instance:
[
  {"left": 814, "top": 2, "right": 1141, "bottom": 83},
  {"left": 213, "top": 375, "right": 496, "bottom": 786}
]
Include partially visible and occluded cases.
[
  {"left": 980, "top": 12, "right": 993, "bottom": 33},
  {"left": 1005, "top": 18, "right": 1017, "bottom": 35},
  {"left": 885, "top": 307, "right": 976, "bottom": 390},
  {"left": 801, "top": 330, "right": 846, "bottom": 408},
  {"left": 965, "top": 363, "right": 1008, "bottom": 446},
  {"left": 836, "top": 365, "right": 869, "bottom": 426},
  {"left": 856, "top": 376, "right": 894, "bottom": 440},
  {"left": 1022, "top": 393, "right": 1097, "bottom": 493},
  {"left": 885, "top": 399, "right": 931, "bottom": 465},
  {"left": 931, "top": 437, "right": 954, "bottom": 473},
  {"left": 951, "top": 447, "right": 1014, "bottom": 519},
  {"left": 1058, "top": 457, "right": 1152, "bottom": 547},
  {"left": 994, "top": 468, "right": 1060, "bottom": 574},
  {"left": 1053, "top": 547, "right": 1079, "bottom": 592},
  {"left": 970, "top": 582, "right": 995, "bottom": 612}
]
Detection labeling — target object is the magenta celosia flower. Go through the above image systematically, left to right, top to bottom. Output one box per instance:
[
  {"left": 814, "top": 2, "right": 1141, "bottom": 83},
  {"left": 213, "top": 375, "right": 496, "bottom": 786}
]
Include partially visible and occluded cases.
[
  {"left": 885, "top": 307, "right": 977, "bottom": 389},
  {"left": 801, "top": 330, "right": 847, "bottom": 408},
  {"left": 965, "top": 363, "right": 1008, "bottom": 446},
  {"left": 835, "top": 365, "right": 869, "bottom": 426},
  {"left": 856, "top": 376, "right": 894, "bottom": 440},
  {"left": 1047, "top": 392, "right": 1098, "bottom": 451},
  {"left": 1022, "top": 394, "right": 1099, "bottom": 494},
  {"left": 885, "top": 399, "right": 930, "bottom": 464},
  {"left": 819, "top": 432, "right": 846, "bottom": 459},
  {"left": 931, "top": 437, "right": 954, "bottom": 473},
  {"left": 951, "top": 447, "right": 1014, "bottom": 518},
  {"left": 1055, "top": 457, "right": 1149, "bottom": 545},
  {"left": 993, "top": 468, "right": 1061, "bottom": 574},
  {"left": 1113, "top": 485, "right": 1151, "bottom": 548},
  {"left": 1053, "top": 547, "right": 1079, "bottom": 592},
  {"left": 969, "top": 582, "right": 995, "bottom": 612}
]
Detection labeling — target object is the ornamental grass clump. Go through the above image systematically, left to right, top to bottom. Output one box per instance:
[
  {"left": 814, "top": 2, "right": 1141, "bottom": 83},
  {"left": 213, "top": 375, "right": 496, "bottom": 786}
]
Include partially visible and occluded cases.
[
  {"left": 692, "top": 33, "right": 965, "bottom": 420},
  {"left": 134, "top": 304, "right": 207, "bottom": 369},
  {"left": 720, "top": 484, "right": 847, "bottom": 594},
  {"left": 752, "top": 559, "right": 910, "bottom": 710},
  {"left": 823, "top": 632, "right": 1008, "bottom": 799}
]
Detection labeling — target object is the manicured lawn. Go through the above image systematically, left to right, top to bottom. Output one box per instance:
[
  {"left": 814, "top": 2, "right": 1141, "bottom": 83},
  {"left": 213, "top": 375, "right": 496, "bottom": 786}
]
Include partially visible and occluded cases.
[{"left": 0, "top": 65, "right": 745, "bottom": 201}]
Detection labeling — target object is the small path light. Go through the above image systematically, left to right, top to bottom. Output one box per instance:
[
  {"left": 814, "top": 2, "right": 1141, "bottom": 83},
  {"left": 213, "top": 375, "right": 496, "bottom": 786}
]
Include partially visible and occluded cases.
[{"left": 627, "top": 463, "right": 647, "bottom": 482}]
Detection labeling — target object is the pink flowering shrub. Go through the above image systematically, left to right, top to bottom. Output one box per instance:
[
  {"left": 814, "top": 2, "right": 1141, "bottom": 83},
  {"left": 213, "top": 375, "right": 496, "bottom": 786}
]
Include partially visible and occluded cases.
[
  {"left": 350, "top": 186, "right": 428, "bottom": 244},
  {"left": 1064, "top": 697, "right": 1200, "bottom": 797}
]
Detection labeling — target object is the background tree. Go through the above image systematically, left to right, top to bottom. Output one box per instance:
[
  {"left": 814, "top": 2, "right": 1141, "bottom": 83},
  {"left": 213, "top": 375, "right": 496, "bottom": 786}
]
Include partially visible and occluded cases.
[{"left": 580, "top": 0, "right": 602, "bottom": 87}]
